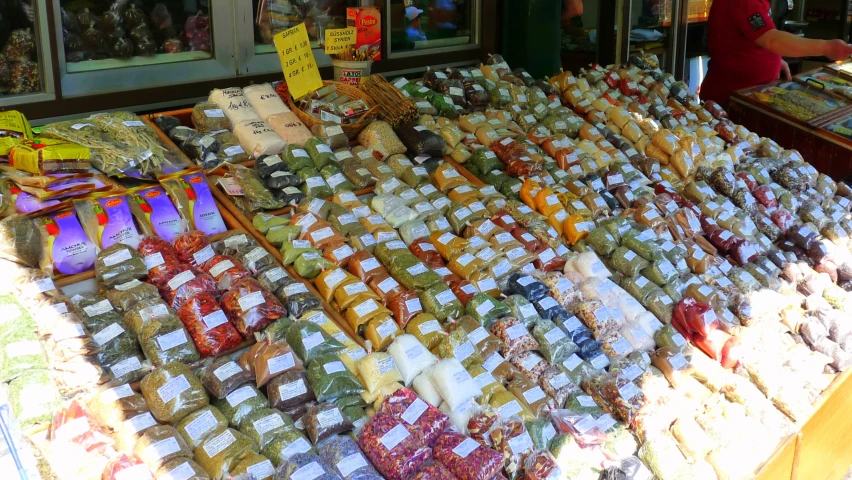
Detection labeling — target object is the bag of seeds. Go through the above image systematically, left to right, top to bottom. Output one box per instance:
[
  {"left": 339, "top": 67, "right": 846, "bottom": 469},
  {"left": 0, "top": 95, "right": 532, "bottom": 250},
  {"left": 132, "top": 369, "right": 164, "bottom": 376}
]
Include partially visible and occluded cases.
[{"left": 140, "top": 361, "right": 209, "bottom": 424}]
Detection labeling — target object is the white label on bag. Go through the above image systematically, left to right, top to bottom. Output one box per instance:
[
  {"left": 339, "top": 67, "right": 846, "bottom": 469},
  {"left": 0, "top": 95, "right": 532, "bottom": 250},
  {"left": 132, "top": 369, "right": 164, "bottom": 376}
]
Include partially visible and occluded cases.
[
  {"left": 103, "top": 248, "right": 132, "bottom": 267},
  {"left": 538, "top": 248, "right": 556, "bottom": 264},
  {"left": 209, "top": 259, "right": 236, "bottom": 278},
  {"left": 407, "top": 264, "right": 428, "bottom": 276},
  {"left": 168, "top": 270, "right": 195, "bottom": 290},
  {"left": 377, "top": 277, "right": 399, "bottom": 294},
  {"left": 344, "top": 282, "right": 368, "bottom": 296},
  {"left": 436, "top": 290, "right": 457, "bottom": 305},
  {"left": 238, "top": 291, "right": 266, "bottom": 312},
  {"left": 538, "top": 297, "right": 558, "bottom": 310},
  {"left": 405, "top": 298, "right": 423, "bottom": 313},
  {"left": 354, "top": 299, "right": 379, "bottom": 317},
  {"left": 85, "top": 300, "right": 114, "bottom": 317},
  {"left": 475, "top": 301, "right": 494, "bottom": 317},
  {"left": 376, "top": 319, "right": 398, "bottom": 339},
  {"left": 419, "top": 320, "right": 442, "bottom": 335},
  {"left": 93, "top": 323, "right": 124, "bottom": 346},
  {"left": 506, "top": 323, "right": 530, "bottom": 340},
  {"left": 544, "top": 327, "right": 567, "bottom": 344},
  {"left": 157, "top": 329, "right": 189, "bottom": 351},
  {"left": 303, "top": 331, "right": 325, "bottom": 351},
  {"left": 612, "top": 338, "right": 632, "bottom": 355},
  {"left": 454, "top": 341, "right": 475, "bottom": 361},
  {"left": 268, "top": 352, "right": 296, "bottom": 374},
  {"left": 520, "top": 353, "right": 543, "bottom": 372},
  {"left": 670, "top": 353, "right": 689, "bottom": 370},
  {"left": 590, "top": 354, "right": 610, "bottom": 369},
  {"left": 111, "top": 356, "right": 142, "bottom": 378},
  {"left": 213, "top": 361, "right": 243, "bottom": 381},
  {"left": 324, "top": 361, "right": 346, "bottom": 374},
  {"left": 623, "top": 364, "right": 644, "bottom": 381},
  {"left": 474, "top": 372, "right": 497, "bottom": 389},
  {"left": 157, "top": 374, "right": 191, "bottom": 404},
  {"left": 279, "top": 378, "right": 308, "bottom": 401},
  {"left": 618, "top": 381, "right": 640, "bottom": 400},
  {"left": 101, "top": 384, "right": 134, "bottom": 402},
  {"left": 227, "top": 385, "right": 257, "bottom": 407},
  {"left": 523, "top": 386, "right": 546, "bottom": 404},
  {"left": 401, "top": 398, "right": 429, "bottom": 425},
  {"left": 496, "top": 400, "right": 522, "bottom": 418},
  {"left": 317, "top": 408, "right": 344, "bottom": 429},
  {"left": 183, "top": 409, "right": 219, "bottom": 441},
  {"left": 54, "top": 416, "right": 91, "bottom": 442},
  {"left": 380, "top": 424, "right": 411, "bottom": 451},
  {"left": 203, "top": 429, "right": 237, "bottom": 458},
  {"left": 508, "top": 432, "right": 533, "bottom": 455},
  {"left": 337, "top": 453, "right": 369, "bottom": 477}
]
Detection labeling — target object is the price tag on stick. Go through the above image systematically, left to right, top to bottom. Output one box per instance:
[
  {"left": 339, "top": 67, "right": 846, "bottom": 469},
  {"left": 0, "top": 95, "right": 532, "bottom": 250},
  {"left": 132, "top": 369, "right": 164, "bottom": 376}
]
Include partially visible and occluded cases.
[
  {"left": 274, "top": 23, "right": 324, "bottom": 100},
  {"left": 324, "top": 27, "right": 357, "bottom": 54}
]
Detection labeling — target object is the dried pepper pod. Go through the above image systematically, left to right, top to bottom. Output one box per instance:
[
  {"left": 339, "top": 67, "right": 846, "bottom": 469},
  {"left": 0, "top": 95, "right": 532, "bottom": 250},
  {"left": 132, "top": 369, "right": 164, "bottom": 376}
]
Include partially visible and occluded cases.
[{"left": 219, "top": 278, "right": 286, "bottom": 337}]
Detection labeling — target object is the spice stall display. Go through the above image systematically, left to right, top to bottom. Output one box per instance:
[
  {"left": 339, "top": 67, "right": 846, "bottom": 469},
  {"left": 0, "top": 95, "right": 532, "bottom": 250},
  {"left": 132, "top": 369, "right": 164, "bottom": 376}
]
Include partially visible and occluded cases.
[{"left": 4, "top": 50, "right": 852, "bottom": 480}]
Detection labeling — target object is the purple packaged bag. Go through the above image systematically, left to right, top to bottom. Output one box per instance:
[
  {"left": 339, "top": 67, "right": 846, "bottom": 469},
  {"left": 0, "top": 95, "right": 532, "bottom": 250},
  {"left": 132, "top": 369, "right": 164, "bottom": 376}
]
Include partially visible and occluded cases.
[
  {"left": 160, "top": 169, "right": 227, "bottom": 236},
  {"left": 128, "top": 185, "right": 186, "bottom": 242},
  {"left": 75, "top": 194, "right": 142, "bottom": 249},
  {"left": 38, "top": 209, "right": 98, "bottom": 275}
]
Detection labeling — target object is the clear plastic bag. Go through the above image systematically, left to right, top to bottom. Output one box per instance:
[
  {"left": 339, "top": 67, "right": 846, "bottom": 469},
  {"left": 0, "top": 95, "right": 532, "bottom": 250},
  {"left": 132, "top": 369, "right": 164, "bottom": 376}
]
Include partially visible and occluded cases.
[
  {"left": 95, "top": 243, "right": 147, "bottom": 288},
  {"left": 220, "top": 278, "right": 287, "bottom": 337},
  {"left": 177, "top": 293, "right": 244, "bottom": 358},
  {"left": 138, "top": 314, "right": 200, "bottom": 366},
  {"left": 490, "top": 317, "right": 540, "bottom": 358},
  {"left": 387, "top": 335, "right": 438, "bottom": 386},
  {"left": 306, "top": 354, "right": 365, "bottom": 402},
  {"left": 199, "top": 357, "right": 253, "bottom": 400},
  {"left": 429, "top": 358, "right": 483, "bottom": 411},
  {"left": 140, "top": 361, "right": 209, "bottom": 424},
  {"left": 267, "top": 369, "right": 316, "bottom": 412},
  {"left": 211, "top": 383, "right": 267, "bottom": 427},
  {"left": 304, "top": 402, "right": 353, "bottom": 444},
  {"left": 174, "top": 405, "right": 228, "bottom": 450},
  {"left": 358, "top": 412, "right": 432, "bottom": 480},
  {"left": 133, "top": 424, "right": 192, "bottom": 469},
  {"left": 195, "top": 428, "right": 255, "bottom": 478},
  {"left": 433, "top": 431, "right": 503, "bottom": 480},
  {"left": 318, "top": 435, "right": 382, "bottom": 480}
]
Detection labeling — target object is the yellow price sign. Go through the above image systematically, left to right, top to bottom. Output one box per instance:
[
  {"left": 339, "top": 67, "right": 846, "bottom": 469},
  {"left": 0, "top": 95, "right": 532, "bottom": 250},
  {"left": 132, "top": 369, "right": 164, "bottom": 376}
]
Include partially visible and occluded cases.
[
  {"left": 274, "top": 23, "right": 323, "bottom": 100},
  {"left": 324, "top": 27, "right": 357, "bottom": 55}
]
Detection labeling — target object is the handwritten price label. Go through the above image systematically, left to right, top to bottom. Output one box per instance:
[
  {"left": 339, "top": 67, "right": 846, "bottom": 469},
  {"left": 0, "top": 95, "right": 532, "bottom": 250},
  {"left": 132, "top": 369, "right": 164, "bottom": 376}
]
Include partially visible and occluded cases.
[
  {"left": 274, "top": 23, "right": 323, "bottom": 100},
  {"left": 324, "top": 27, "right": 357, "bottom": 54}
]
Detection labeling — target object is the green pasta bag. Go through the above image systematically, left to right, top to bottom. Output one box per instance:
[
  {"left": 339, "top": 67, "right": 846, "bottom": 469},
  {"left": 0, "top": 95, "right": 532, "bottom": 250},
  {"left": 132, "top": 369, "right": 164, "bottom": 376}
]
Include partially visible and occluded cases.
[
  {"left": 304, "top": 136, "right": 335, "bottom": 169},
  {"left": 283, "top": 145, "right": 313, "bottom": 172},
  {"left": 419, "top": 283, "right": 465, "bottom": 321},
  {"left": 465, "top": 293, "right": 511, "bottom": 326},
  {"left": 286, "top": 321, "right": 345, "bottom": 363},
  {"left": 306, "top": 354, "right": 365, "bottom": 402}
]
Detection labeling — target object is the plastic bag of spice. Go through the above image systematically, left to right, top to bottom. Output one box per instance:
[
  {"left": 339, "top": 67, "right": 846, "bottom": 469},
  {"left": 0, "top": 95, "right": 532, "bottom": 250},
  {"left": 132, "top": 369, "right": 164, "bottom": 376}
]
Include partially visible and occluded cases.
[
  {"left": 0, "top": 215, "right": 42, "bottom": 268},
  {"left": 95, "top": 243, "right": 148, "bottom": 288},
  {"left": 159, "top": 266, "right": 219, "bottom": 310},
  {"left": 220, "top": 278, "right": 286, "bottom": 337},
  {"left": 105, "top": 279, "right": 161, "bottom": 312},
  {"left": 176, "top": 293, "right": 243, "bottom": 357},
  {"left": 138, "top": 314, "right": 200, "bottom": 366},
  {"left": 490, "top": 317, "right": 539, "bottom": 359},
  {"left": 286, "top": 321, "right": 345, "bottom": 363},
  {"left": 244, "top": 337, "right": 303, "bottom": 387},
  {"left": 307, "top": 354, "right": 365, "bottom": 402},
  {"left": 199, "top": 357, "right": 253, "bottom": 399},
  {"left": 140, "top": 361, "right": 209, "bottom": 424},
  {"left": 268, "top": 369, "right": 316, "bottom": 412},
  {"left": 211, "top": 383, "right": 268, "bottom": 427},
  {"left": 304, "top": 402, "right": 353, "bottom": 444},
  {"left": 174, "top": 405, "right": 228, "bottom": 451},
  {"left": 238, "top": 408, "right": 294, "bottom": 452},
  {"left": 358, "top": 412, "right": 432, "bottom": 480},
  {"left": 134, "top": 424, "right": 193, "bottom": 469},
  {"left": 194, "top": 428, "right": 255, "bottom": 478},
  {"left": 433, "top": 431, "right": 503, "bottom": 480},
  {"left": 318, "top": 435, "right": 382, "bottom": 480}
]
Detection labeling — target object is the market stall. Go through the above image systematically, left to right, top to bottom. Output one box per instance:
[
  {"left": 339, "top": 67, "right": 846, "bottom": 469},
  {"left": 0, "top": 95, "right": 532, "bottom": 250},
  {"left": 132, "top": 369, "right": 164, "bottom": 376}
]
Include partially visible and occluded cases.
[{"left": 1, "top": 45, "right": 852, "bottom": 480}]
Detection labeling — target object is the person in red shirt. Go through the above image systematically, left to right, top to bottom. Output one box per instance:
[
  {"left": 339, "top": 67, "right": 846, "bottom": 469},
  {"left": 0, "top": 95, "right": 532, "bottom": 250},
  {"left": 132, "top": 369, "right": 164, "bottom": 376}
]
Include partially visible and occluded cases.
[{"left": 701, "top": 0, "right": 852, "bottom": 106}]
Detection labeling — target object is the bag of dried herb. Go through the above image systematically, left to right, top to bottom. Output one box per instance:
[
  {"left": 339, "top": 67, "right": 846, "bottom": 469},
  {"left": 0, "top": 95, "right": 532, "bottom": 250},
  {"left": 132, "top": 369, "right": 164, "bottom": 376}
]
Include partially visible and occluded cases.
[
  {"left": 0, "top": 215, "right": 42, "bottom": 267},
  {"left": 95, "top": 243, "right": 148, "bottom": 288},
  {"left": 105, "top": 279, "right": 160, "bottom": 312},
  {"left": 138, "top": 314, "right": 200, "bottom": 366},
  {"left": 286, "top": 322, "right": 345, "bottom": 363},
  {"left": 306, "top": 355, "right": 365, "bottom": 402},
  {"left": 198, "top": 357, "right": 253, "bottom": 400},
  {"left": 140, "top": 361, "right": 209, "bottom": 424},
  {"left": 8, "top": 369, "right": 61, "bottom": 430},
  {"left": 268, "top": 369, "right": 316, "bottom": 414},
  {"left": 211, "top": 384, "right": 268, "bottom": 428},
  {"left": 303, "top": 402, "right": 353, "bottom": 444},
  {"left": 174, "top": 405, "right": 229, "bottom": 451},
  {"left": 238, "top": 407, "right": 294, "bottom": 452},
  {"left": 133, "top": 424, "right": 193, "bottom": 469},
  {"left": 194, "top": 427, "right": 254, "bottom": 478},
  {"left": 318, "top": 435, "right": 382, "bottom": 480},
  {"left": 274, "top": 452, "right": 341, "bottom": 480},
  {"left": 155, "top": 458, "right": 210, "bottom": 480}
]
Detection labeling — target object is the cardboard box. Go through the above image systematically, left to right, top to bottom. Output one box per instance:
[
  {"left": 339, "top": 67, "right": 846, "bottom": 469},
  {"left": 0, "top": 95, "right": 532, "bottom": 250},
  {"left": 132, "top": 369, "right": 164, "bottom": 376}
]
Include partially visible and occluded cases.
[{"left": 347, "top": 7, "right": 381, "bottom": 61}]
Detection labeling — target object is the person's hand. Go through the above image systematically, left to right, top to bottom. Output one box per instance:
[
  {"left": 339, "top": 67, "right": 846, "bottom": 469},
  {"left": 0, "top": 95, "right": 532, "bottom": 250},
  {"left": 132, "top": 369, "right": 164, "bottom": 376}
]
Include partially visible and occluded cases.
[
  {"left": 822, "top": 39, "right": 852, "bottom": 60},
  {"left": 780, "top": 60, "right": 792, "bottom": 82}
]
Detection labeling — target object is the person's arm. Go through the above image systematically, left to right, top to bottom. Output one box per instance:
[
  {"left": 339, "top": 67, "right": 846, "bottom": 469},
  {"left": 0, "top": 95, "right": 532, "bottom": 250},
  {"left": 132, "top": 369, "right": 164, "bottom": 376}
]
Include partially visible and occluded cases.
[
  {"left": 562, "top": 0, "right": 583, "bottom": 23},
  {"left": 755, "top": 30, "right": 852, "bottom": 60}
]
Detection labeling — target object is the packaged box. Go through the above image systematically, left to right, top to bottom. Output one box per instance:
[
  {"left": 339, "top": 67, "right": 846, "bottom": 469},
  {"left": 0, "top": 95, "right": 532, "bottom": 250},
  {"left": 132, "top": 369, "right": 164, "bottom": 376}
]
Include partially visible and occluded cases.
[{"left": 347, "top": 7, "right": 381, "bottom": 61}]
